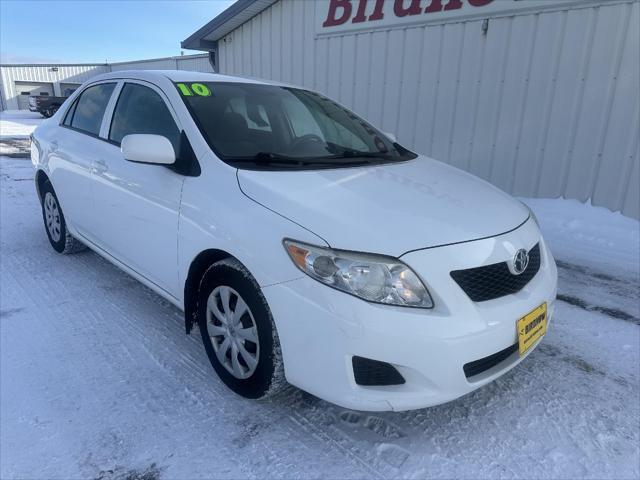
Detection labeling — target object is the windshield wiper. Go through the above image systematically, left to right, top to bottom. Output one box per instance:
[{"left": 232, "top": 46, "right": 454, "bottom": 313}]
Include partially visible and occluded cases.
[
  {"left": 324, "top": 143, "right": 395, "bottom": 160},
  {"left": 330, "top": 150, "right": 390, "bottom": 159},
  {"left": 230, "top": 152, "right": 370, "bottom": 167}
]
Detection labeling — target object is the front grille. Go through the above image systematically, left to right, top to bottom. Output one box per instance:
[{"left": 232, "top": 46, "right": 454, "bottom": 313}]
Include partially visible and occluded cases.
[
  {"left": 450, "top": 244, "right": 541, "bottom": 302},
  {"left": 463, "top": 343, "right": 518, "bottom": 378},
  {"left": 352, "top": 356, "right": 405, "bottom": 386}
]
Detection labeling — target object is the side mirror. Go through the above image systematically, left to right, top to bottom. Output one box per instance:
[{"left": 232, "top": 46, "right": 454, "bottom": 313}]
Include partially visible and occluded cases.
[
  {"left": 384, "top": 132, "right": 397, "bottom": 143},
  {"left": 121, "top": 134, "right": 175, "bottom": 165}
]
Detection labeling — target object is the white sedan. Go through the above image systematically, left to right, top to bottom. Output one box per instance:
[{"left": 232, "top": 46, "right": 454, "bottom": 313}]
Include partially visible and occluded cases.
[{"left": 30, "top": 70, "right": 557, "bottom": 411}]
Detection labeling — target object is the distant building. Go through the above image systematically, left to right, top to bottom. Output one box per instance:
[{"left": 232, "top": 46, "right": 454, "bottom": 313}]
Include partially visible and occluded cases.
[{"left": 0, "top": 54, "right": 214, "bottom": 111}]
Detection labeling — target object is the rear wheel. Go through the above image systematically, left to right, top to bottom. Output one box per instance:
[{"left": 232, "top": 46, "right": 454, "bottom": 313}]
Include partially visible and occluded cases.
[
  {"left": 40, "top": 181, "right": 86, "bottom": 254},
  {"left": 197, "top": 258, "right": 286, "bottom": 399}
]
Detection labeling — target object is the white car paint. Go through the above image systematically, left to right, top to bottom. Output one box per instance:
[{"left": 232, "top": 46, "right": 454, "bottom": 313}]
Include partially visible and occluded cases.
[
  {"left": 31, "top": 70, "right": 558, "bottom": 411},
  {"left": 121, "top": 134, "right": 176, "bottom": 165},
  {"left": 238, "top": 157, "right": 530, "bottom": 256}
]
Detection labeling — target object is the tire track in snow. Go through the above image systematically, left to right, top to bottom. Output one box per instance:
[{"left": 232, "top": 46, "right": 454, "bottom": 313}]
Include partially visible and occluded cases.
[{"left": 1, "top": 228, "right": 375, "bottom": 479}]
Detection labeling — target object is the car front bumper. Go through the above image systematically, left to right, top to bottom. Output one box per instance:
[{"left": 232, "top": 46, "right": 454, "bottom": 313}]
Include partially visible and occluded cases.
[{"left": 263, "top": 217, "right": 558, "bottom": 411}]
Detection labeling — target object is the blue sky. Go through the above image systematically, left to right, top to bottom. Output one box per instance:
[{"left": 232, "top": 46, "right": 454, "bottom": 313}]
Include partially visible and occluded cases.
[{"left": 0, "top": 0, "right": 235, "bottom": 64}]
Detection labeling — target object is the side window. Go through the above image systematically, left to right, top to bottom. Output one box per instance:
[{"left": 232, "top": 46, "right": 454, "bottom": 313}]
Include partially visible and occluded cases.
[
  {"left": 69, "top": 83, "right": 116, "bottom": 135},
  {"left": 109, "top": 83, "right": 180, "bottom": 151},
  {"left": 63, "top": 99, "right": 78, "bottom": 126}
]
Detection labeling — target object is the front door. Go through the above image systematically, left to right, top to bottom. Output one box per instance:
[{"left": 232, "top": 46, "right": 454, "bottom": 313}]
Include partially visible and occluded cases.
[{"left": 90, "top": 81, "right": 185, "bottom": 297}]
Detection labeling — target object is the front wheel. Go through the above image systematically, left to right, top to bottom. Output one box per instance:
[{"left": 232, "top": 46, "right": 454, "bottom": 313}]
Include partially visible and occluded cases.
[
  {"left": 40, "top": 181, "right": 86, "bottom": 254},
  {"left": 197, "top": 258, "right": 286, "bottom": 399}
]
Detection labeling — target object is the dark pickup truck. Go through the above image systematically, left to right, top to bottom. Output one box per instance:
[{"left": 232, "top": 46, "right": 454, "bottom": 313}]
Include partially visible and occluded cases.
[{"left": 29, "top": 88, "right": 76, "bottom": 118}]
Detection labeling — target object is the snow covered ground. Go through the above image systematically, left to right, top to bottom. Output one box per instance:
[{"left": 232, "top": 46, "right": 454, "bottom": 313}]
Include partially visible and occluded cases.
[
  {"left": 0, "top": 110, "right": 43, "bottom": 158},
  {"left": 0, "top": 110, "right": 43, "bottom": 138},
  {"left": 1, "top": 111, "right": 639, "bottom": 479}
]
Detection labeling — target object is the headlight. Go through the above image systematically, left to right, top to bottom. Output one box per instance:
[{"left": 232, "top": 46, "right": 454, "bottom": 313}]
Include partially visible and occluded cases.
[{"left": 283, "top": 240, "right": 434, "bottom": 308}]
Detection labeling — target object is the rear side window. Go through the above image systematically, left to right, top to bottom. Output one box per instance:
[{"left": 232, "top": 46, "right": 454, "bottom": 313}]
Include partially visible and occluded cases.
[
  {"left": 67, "top": 83, "right": 116, "bottom": 135},
  {"left": 109, "top": 83, "right": 180, "bottom": 151}
]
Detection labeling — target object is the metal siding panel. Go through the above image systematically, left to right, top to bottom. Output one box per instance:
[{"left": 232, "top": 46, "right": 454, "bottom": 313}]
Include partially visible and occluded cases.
[
  {"left": 281, "top": 0, "right": 293, "bottom": 83},
  {"left": 291, "top": 0, "right": 305, "bottom": 86},
  {"left": 302, "top": 0, "right": 316, "bottom": 87},
  {"left": 271, "top": 1, "right": 282, "bottom": 81},
  {"left": 593, "top": 2, "right": 640, "bottom": 211},
  {"left": 564, "top": 6, "right": 621, "bottom": 202},
  {"left": 261, "top": 8, "right": 272, "bottom": 78},
  {"left": 536, "top": 8, "right": 593, "bottom": 198},
  {"left": 530, "top": 11, "right": 568, "bottom": 197},
  {"left": 511, "top": 13, "right": 559, "bottom": 196},
  {"left": 251, "top": 14, "right": 261, "bottom": 76},
  {"left": 489, "top": 15, "right": 536, "bottom": 192},
  {"left": 468, "top": 17, "right": 511, "bottom": 180},
  {"left": 448, "top": 20, "right": 484, "bottom": 171},
  {"left": 243, "top": 21, "right": 251, "bottom": 75},
  {"left": 431, "top": 22, "right": 465, "bottom": 164},
  {"left": 413, "top": 25, "right": 444, "bottom": 156},
  {"left": 233, "top": 27, "right": 242, "bottom": 74},
  {"left": 396, "top": 27, "right": 423, "bottom": 147},
  {"left": 380, "top": 29, "right": 404, "bottom": 133},
  {"left": 367, "top": 30, "right": 389, "bottom": 130},
  {"left": 353, "top": 33, "right": 372, "bottom": 118},
  {"left": 339, "top": 34, "right": 356, "bottom": 105},
  {"left": 315, "top": 36, "right": 329, "bottom": 94},
  {"left": 326, "top": 36, "right": 342, "bottom": 101},
  {"left": 219, "top": 42, "right": 227, "bottom": 73}
]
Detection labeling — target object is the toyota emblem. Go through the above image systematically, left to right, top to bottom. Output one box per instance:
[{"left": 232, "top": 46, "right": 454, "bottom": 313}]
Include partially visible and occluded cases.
[{"left": 512, "top": 249, "right": 529, "bottom": 275}]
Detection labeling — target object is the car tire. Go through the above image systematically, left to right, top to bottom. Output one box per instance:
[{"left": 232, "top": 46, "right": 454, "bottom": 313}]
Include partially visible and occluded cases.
[
  {"left": 40, "top": 181, "right": 87, "bottom": 254},
  {"left": 197, "top": 258, "right": 286, "bottom": 399}
]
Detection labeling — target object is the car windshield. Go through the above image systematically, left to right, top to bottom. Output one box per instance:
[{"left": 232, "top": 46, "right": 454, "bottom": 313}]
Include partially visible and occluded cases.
[{"left": 175, "top": 82, "right": 417, "bottom": 169}]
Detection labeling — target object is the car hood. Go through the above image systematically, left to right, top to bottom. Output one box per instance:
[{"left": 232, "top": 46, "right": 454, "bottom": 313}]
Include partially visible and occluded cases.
[{"left": 237, "top": 157, "right": 529, "bottom": 256}]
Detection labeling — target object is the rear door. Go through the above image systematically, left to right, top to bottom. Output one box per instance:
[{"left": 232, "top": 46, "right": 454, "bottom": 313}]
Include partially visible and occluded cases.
[
  {"left": 90, "top": 80, "right": 185, "bottom": 297},
  {"left": 49, "top": 82, "right": 117, "bottom": 237}
]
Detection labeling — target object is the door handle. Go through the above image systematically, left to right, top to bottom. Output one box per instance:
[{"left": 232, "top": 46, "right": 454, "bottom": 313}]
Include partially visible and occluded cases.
[
  {"left": 50, "top": 140, "right": 58, "bottom": 152},
  {"left": 92, "top": 159, "right": 108, "bottom": 174}
]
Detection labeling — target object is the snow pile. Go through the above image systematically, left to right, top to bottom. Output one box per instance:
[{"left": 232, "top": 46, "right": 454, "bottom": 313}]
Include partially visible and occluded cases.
[
  {"left": 0, "top": 110, "right": 44, "bottom": 138},
  {"left": 524, "top": 197, "right": 640, "bottom": 279}
]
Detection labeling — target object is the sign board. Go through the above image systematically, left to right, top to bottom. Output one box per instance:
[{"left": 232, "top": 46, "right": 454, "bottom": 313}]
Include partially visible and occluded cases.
[{"left": 316, "top": 0, "right": 596, "bottom": 36}]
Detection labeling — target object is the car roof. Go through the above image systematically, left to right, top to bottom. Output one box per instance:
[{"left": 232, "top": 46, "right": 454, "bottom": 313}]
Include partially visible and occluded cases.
[{"left": 88, "top": 69, "right": 284, "bottom": 86}]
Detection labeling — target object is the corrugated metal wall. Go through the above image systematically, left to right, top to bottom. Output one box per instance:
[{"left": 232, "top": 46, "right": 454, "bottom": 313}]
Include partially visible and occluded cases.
[{"left": 217, "top": 0, "right": 640, "bottom": 219}]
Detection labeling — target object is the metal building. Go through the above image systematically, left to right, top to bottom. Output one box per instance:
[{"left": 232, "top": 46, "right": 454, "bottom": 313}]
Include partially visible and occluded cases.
[
  {"left": 182, "top": 0, "right": 640, "bottom": 219},
  {"left": 0, "top": 54, "right": 214, "bottom": 112}
]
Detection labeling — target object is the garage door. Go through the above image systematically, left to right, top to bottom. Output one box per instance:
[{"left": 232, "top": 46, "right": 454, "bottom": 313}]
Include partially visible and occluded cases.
[{"left": 15, "top": 81, "right": 54, "bottom": 110}]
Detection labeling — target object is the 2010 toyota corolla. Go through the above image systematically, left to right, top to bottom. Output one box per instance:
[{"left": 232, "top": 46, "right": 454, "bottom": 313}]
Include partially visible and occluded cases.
[{"left": 30, "top": 70, "right": 557, "bottom": 411}]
